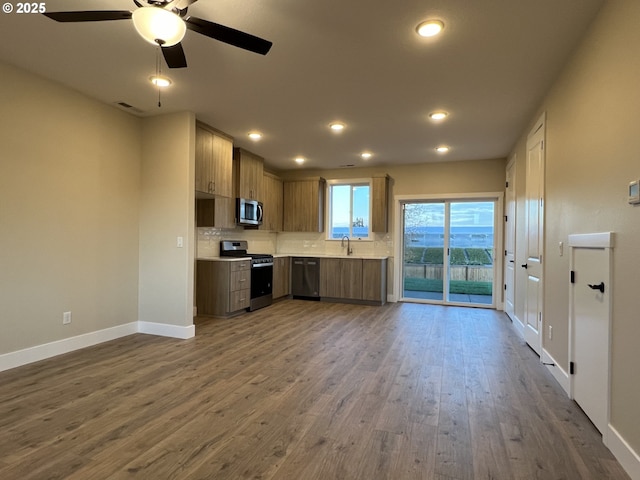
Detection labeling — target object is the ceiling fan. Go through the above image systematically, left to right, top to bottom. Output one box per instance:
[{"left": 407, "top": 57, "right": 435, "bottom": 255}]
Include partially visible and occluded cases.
[{"left": 43, "top": 0, "right": 273, "bottom": 68}]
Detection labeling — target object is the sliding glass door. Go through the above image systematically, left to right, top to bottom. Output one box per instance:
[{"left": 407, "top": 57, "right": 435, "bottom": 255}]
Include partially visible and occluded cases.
[{"left": 402, "top": 198, "right": 497, "bottom": 307}]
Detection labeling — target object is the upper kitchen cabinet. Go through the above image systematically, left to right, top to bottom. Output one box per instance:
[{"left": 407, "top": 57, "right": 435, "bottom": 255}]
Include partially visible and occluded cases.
[
  {"left": 195, "top": 121, "right": 233, "bottom": 198},
  {"left": 233, "top": 148, "right": 264, "bottom": 201},
  {"left": 261, "top": 172, "right": 283, "bottom": 232},
  {"left": 371, "top": 174, "right": 390, "bottom": 233},
  {"left": 283, "top": 177, "right": 325, "bottom": 232}
]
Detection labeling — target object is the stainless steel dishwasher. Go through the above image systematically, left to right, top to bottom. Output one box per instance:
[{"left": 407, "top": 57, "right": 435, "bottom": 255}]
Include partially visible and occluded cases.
[{"left": 291, "top": 257, "right": 320, "bottom": 299}]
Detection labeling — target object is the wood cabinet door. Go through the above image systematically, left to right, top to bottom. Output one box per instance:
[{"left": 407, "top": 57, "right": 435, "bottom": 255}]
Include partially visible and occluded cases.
[
  {"left": 196, "top": 122, "right": 233, "bottom": 197},
  {"left": 195, "top": 126, "right": 213, "bottom": 194},
  {"left": 211, "top": 134, "right": 233, "bottom": 198},
  {"left": 235, "top": 148, "right": 264, "bottom": 200},
  {"left": 261, "top": 173, "right": 283, "bottom": 231},
  {"left": 371, "top": 175, "right": 389, "bottom": 233},
  {"left": 283, "top": 179, "right": 324, "bottom": 232},
  {"left": 273, "top": 257, "right": 290, "bottom": 298},
  {"left": 320, "top": 258, "right": 362, "bottom": 299},
  {"left": 362, "top": 259, "right": 386, "bottom": 302}
]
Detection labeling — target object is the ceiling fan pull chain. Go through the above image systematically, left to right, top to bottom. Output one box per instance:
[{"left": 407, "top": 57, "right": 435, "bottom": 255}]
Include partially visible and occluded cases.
[{"left": 156, "top": 45, "right": 162, "bottom": 108}]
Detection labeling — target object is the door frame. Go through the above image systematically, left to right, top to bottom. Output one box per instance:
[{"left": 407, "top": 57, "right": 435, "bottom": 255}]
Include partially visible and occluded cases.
[
  {"left": 504, "top": 154, "right": 518, "bottom": 326},
  {"left": 393, "top": 192, "right": 504, "bottom": 309},
  {"left": 568, "top": 232, "right": 614, "bottom": 444}
]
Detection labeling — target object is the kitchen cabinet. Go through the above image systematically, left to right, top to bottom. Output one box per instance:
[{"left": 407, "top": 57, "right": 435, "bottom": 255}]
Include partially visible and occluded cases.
[
  {"left": 195, "top": 122, "right": 233, "bottom": 197},
  {"left": 234, "top": 148, "right": 263, "bottom": 200},
  {"left": 260, "top": 172, "right": 283, "bottom": 232},
  {"left": 371, "top": 175, "right": 389, "bottom": 233},
  {"left": 283, "top": 177, "right": 325, "bottom": 232},
  {"left": 196, "top": 197, "right": 235, "bottom": 229},
  {"left": 272, "top": 256, "right": 291, "bottom": 299},
  {"left": 319, "top": 257, "right": 387, "bottom": 305},
  {"left": 320, "top": 258, "right": 363, "bottom": 300},
  {"left": 362, "top": 258, "right": 387, "bottom": 303},
  {"left": 196, "top": 259, "right": 250, "bottom": 316}
]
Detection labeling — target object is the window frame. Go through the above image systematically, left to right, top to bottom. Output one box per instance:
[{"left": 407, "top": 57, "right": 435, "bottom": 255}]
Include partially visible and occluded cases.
[{"left": 325, "top": 178, "right": 373, "bottom": 241}]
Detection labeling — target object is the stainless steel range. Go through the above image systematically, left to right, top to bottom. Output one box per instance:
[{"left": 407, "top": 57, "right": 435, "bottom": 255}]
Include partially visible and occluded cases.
[{"left": 220, "top": 240, "right": 273, "bottom": 311}]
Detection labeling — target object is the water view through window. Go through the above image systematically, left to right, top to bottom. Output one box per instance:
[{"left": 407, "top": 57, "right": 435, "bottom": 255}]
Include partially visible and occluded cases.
[{"left": 402, "top": 200, "right": 495, "bottom": 306}]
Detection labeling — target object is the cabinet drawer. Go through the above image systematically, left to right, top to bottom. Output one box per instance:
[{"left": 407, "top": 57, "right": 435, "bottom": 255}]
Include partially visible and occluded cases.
[
  {"left": 230, "top": 260, "right": 251, "bottom": 272},
  {"left": 230, "top": 269, "right": 250, "bottom": 291},
  {"left": 229, "top": 288, "right": 250, "bottom": 311}
]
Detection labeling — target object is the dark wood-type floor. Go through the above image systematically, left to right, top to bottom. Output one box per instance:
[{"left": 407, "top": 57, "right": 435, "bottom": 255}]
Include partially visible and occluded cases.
[{"left": 0, "top": 300, "right": 630, "bottom": 479}]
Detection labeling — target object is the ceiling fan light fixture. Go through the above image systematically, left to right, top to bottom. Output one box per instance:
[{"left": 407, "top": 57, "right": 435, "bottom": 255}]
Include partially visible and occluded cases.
[
  {"left": 132, "top": 6, "right": 186, "bottom": 47},
  {"left": 416, "top": 20, "right": 444, "bottom": 37},
  {"left": 149, "top": 75, "right": 172, "bottom": 87}
]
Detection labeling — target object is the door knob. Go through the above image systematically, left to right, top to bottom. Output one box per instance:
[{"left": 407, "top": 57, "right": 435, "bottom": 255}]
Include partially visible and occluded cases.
[
  {"left": 521, "top": 263, "right": 528, "bottom": 269},
  {"left": 588, "top": 282, "right": 605, "bottom": 293}
]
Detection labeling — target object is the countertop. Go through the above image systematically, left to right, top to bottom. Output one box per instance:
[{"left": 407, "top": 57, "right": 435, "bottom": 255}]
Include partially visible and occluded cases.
[{"left": 197, "top": 254, "right": 389, "bottom": 261}]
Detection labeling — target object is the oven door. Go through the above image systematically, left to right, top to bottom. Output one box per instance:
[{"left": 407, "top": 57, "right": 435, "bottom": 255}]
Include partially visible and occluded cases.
[{"left": 250, "top": 263, "right": 273, "bottom": 310}]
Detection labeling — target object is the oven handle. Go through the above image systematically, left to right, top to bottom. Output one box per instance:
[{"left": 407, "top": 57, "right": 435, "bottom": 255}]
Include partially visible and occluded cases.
[{"left": 251, "top": 262, "right": 274, "bottom": 268}]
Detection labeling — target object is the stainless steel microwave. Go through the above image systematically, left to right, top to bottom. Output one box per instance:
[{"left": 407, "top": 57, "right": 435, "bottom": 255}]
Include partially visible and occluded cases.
[{"left": 236, "top": 198, "right": 263, "bottom": 226}]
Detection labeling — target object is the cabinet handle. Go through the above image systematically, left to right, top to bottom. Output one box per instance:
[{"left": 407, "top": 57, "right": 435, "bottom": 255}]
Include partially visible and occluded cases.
[{"left": 239, "top": 279, "right": 246, "bottom": 282}]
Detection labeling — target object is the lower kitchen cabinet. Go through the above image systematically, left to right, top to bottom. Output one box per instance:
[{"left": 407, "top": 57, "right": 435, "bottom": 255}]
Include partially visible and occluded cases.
[
  {"left": 272, "top": 256, "right": 290, "bottom": 299},
  {"left": 318, "top": 257, "right": 387, "bottom": 304},
  {"left": 320, "top": 258, "right": 363, "bottom": 300},
  {"left": 362, "top": 258, "right": 387, "bottom": 303},
  {"left": 196, "top": 259, "right": 250, "bottom": 316}
]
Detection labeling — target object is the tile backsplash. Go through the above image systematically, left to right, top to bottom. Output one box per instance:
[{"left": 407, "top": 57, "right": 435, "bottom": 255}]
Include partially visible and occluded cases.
[{"left": 197, "top": 228, "right": 394, "bottom": 258}]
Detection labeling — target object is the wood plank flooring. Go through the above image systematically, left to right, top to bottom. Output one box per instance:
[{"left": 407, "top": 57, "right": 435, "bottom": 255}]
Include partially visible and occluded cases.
[{"left": 0, "top": 300, "right": 630, "bottom": 479}]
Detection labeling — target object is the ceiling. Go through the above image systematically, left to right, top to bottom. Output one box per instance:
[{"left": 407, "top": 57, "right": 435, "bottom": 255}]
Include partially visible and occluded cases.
[{"left": 0, "top": 0, "right": 604, "bottom": 172}]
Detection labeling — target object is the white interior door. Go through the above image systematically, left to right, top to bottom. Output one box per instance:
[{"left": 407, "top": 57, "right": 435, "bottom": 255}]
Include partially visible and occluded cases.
[
  {"left": 523, "top": 115, "right": 545, "bottom": 355},
  {"left": 504, "top": 157, "right": 516, "bottom": 321},
  {"left": 571, "top": 243, "right": 611, "bottom": 435}
]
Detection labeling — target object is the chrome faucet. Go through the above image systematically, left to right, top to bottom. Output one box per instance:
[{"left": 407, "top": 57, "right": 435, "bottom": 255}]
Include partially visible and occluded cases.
[{"left": 341, "top": 235, "right": 353, "bottom": 255}]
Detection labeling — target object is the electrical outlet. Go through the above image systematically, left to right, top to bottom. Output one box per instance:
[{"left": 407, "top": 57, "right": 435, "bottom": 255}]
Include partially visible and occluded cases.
[
  {"left": 63, "top": 311, "right": 72, "bottom": 325},
  {"left": 548, "top": 325, "right": 553, "bottom": 340}
]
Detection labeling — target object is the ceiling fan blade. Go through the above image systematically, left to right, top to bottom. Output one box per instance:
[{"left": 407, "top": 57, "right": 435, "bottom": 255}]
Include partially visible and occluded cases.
[
  {"left": 43, "top": 11, "right": 132, "bottom": 22},
  {"left": 185, "top": 16, "right": 272, "bottom": 55},
  {"left": 161, "top": 43, "right": 188, "bottom": 69}
]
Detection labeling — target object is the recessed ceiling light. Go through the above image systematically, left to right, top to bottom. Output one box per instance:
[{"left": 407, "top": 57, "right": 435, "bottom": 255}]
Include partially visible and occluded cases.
[
  {"left": 416, "top": 20, "right": 444, "bottom": 38},
  {"left": 149, "top": 75, "right": 172, "bottom": 87},
  {"left": 429, "top": 111, "right": 448, "bottom": 120},
  {"left": 329, "top": 122, "right": 346, "bottom": 132},
  {"left": 248, "top": 132, "right": 262, "bottom": 140},
  {"left": 435, "top": 146, "right": 450, "bottom": 153},
  {"left": 361, "top": 152, "right": 373, "bottom": 160},
  {"left": 295, "top": 156, "right": 305, "bottom": 165}
]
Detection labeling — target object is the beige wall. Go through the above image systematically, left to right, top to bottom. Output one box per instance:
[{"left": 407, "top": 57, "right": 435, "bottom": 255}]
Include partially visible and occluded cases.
[
  {"left": 509, "top": 0, "right": 640, "bottom": 456},
  {"left": 0, "top": 62, "right": 142, "bottom": 354},
  {"left": 139, "top": 112, "right": 196, "bottom": 327}
]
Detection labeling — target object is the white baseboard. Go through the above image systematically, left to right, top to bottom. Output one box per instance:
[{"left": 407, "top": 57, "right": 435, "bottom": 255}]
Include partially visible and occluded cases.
[
  {"left": 510, "top": 314, "right": 525, "bottom": 339},
  {"left": 0, "top": 320, "right": 195, "bottom": 373},
  {"left": 138, "top": 321, "right": 195, "bottom": 339},
  {"left": 0, "top": 322, "right": 138, "bottom": 373},
  {"left": 541, "top": 348, "right": 570, "bottom": 395},
  {"left": 607, "top": 424, "right": 640, "bottom": 480}
]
